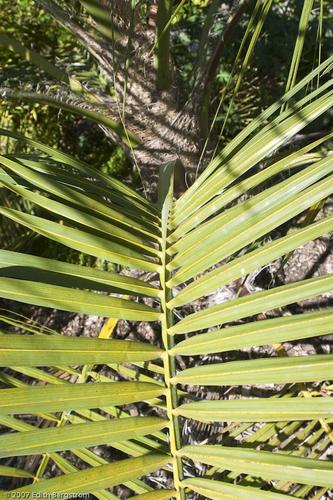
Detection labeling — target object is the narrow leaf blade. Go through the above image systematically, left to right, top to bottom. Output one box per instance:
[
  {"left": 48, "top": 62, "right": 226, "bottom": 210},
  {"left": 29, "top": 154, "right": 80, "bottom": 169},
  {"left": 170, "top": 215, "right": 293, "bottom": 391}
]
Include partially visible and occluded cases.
[
  {"left": 0, "top": 277, "right": 161, "bottom": 321},
  {"left": 0, "top": 335, "right": 163, "bottom": 366},
  {"left": 173, "top": 354, "right": 333, "bottom": 386},
  {"left": 0, "top": 382, "right": 165, "bottom": 415},
  {"left": 175, "top": 397, "right": 333, "bottom": 422},
  {"left": 0, "top": 417, "right": 167, "bottom": 458},
  {"left": 179, "top": 446, "right": 333, "bottom": 487},
  {"left": 14, "top": 454, "right": 170, "bottom": 494}
]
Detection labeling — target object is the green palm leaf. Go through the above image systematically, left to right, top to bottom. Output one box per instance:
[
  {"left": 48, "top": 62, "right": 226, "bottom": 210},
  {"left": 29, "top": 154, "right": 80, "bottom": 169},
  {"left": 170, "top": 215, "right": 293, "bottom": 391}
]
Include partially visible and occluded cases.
[
  {"left": 1, "top": 55, "right": 333, "bottom": 499},
  {"left": 1, "top": 91, "right": 139, "bottom": 147},
  {"left": 0, "top": 249, "right": 160, "bottom": 296},
  {"left": 170, "top": 275, "right": 333, "bottom": 334},
  {"left": 0, "top": 276, "right": 160, "bottom": 319},
  {"left": 173, "top": 309, "right": 333, "bottom": 355},
  {"left": 0, "top": 335, "right": 163, "bottom": 366},
  {"left": 174, "top": 354, "right": 333, "bottom": 386},
  {"left": 0, "top": 382, "right": 165, "bottom": 415},
  {"left": 175, "top": 398, "right": 333, "bottom": 422},
  {"left": 0, "top": 417, "right": 167, "bottom": 457},
  {"left": 179, "top": 446, "right": 333, "bottom": 487},
  {"left": 13, "top": 454, "right": 170, "bottom": 494},
  {"left": 182, "top": 478, "right": 291, "bottom": 499},
  {"left": 129, "top": 492, "right": 177, "bottom": 500}
]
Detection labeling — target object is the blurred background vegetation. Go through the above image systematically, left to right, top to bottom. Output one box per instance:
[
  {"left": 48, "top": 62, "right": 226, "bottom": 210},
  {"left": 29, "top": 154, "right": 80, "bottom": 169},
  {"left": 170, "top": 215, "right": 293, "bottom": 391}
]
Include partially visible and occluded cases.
[
  {"left": 0, "top": 0, "right": 130, "bottom": 171},
  {"left": 1, "top": 0, "right": 333, "bottom": 162},
  {"left": 172, "top": 0, "right": 333, "bottom": 138}
]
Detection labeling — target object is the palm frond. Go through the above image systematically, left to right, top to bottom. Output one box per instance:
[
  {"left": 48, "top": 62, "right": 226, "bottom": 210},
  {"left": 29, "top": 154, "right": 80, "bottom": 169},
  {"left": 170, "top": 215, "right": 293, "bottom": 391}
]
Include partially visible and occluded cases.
[{"left": 0, "top": 58, "right": 333, "bottom": 499}]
